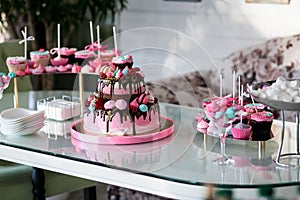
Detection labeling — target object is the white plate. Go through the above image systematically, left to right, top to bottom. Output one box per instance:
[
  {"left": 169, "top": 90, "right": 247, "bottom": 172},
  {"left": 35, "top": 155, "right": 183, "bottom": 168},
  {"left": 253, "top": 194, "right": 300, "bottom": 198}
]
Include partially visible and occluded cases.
[
  {"left": 0, "top": 108, "right": 44, "bottom": 123},
  {"left": 2, "top": 116, "right": 46, "bottom": 128},
  {"left": 2, "top": 121, "right": 45, "bottom": 132},
  {"left": 0, "top": 122, "right": 44, "bottom": 136}
]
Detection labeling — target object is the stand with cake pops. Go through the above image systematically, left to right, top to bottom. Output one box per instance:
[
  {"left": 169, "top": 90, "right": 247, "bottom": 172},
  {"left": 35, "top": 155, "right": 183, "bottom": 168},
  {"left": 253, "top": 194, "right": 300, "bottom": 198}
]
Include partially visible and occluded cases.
[
  {"left": 200, "top": 73, "right": 274, "bottom": 165},
  {"left": 248, "top": 79, "right": 300, "bottom": 167}
]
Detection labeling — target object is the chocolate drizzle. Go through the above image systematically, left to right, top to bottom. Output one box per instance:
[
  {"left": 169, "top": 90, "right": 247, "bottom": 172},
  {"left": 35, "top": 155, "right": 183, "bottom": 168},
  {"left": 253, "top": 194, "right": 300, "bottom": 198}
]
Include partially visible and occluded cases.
[{"left": 85, "top": 64, "right": 160, "bottom": 135}]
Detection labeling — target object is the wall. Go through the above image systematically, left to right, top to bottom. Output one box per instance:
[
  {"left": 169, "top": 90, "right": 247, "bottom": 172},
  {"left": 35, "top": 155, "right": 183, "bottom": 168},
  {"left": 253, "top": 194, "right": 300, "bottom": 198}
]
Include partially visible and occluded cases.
[{"left": 117, "top": 0, "right": 300, "bottom": 82}]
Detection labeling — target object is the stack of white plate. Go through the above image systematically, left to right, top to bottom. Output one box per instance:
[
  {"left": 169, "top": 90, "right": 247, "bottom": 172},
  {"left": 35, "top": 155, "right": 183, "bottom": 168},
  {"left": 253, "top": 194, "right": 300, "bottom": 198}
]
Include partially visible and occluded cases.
[{"left": 0, "top": 108, "right": 45, "bottom": 136}]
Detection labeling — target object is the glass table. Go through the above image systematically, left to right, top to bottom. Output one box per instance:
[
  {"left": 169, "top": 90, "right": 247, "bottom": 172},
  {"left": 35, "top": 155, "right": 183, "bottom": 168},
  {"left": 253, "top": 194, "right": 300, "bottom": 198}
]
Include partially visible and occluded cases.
[{"left": 0, "top": 90, "right": 299, "bottom": 199}]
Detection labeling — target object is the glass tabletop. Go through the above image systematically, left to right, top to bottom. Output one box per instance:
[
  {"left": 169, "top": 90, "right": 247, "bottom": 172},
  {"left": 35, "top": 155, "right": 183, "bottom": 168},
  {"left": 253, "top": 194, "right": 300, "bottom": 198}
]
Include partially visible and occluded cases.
[{"left": 0, "top": 88, "right": 299, "bottom": 188}]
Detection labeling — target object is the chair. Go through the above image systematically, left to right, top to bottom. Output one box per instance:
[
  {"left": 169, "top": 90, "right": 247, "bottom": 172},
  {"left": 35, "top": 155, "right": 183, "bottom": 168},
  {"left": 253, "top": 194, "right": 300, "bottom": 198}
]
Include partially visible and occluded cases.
[{"left": 0, "top": 40, "right": 97, "bottom": 200}]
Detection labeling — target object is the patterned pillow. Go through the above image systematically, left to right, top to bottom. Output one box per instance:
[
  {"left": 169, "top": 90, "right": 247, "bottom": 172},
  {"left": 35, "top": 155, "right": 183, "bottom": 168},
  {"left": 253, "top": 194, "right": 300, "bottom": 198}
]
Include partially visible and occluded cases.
[
  {"left": 207, "top": 33, "right": 300, "bottom": 121},
  {"left": 146, "top": 71, "right": 210, "bottom": 107}
]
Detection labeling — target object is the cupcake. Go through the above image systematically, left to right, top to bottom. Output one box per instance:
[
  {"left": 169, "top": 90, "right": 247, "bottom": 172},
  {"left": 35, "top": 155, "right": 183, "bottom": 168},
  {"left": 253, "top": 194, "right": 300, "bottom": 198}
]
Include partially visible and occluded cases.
[
  {"left": 59, "top": 47, "right": 77, "bottom": 64},
  {"left": 30, "top": 49, "right": 50, "bottom": 67},
  {"left": 100, "top": 49, "right": 117, "bottom": 62},
  {"left": 74, "top": 50, "right": 96, "bottom": 65},
  {"left": 112, "top": 55, "right": 133, "bottom": 69},
  {"left": 6, "top": 56, "right": 27, "bottom": 72},
  {"left": 244, "top": 103, "right": 265, "bottom": 114},
  {"left": 250, "top": 111, "right": 274, "bottom": 141},
  {"left": 196, "top": 112, "right": 210, "bottom": 132},
  {"left": 231, "top": 123, "right": 252, "bottom": 140}
]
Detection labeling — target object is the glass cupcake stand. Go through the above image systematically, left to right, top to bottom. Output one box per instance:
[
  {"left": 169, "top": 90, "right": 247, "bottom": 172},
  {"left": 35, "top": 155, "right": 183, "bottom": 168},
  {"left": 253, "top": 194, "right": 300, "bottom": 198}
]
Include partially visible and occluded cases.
[{"left": 250, "top": 81, "right": 300, "bottom": 168}]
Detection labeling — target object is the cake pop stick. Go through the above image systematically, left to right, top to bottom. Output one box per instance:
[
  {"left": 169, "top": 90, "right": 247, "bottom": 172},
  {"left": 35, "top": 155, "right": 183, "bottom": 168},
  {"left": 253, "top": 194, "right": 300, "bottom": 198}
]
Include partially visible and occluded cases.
[
  {"left": 90, "top": 21, "right": 94, "bottom": 44},
  {"left": 57, "top": 23, "right": 61, "bottom": 57},
  {"left": 96, "top": 25, "right": 101, "bottom": 58},
  {"left": 18, "top": 26, "right": 35, "bottom": 60},
  {"left": 113, "top": 26, "right": 118, "bottom": 56},
  {"left": 232, "top": 71, "right": 236, "bottom": 102},
  {"left": 219, "top": 74, "right": 222, "bottom": 97},
  {"left": 238, "top": 75, "right": 241, "bottom": 104},
  {"left": 240, "top": 85, "right": 244, "bottom": 106},
  {"left": 250, "top": 95, "right": 258, "bottom": 113}
]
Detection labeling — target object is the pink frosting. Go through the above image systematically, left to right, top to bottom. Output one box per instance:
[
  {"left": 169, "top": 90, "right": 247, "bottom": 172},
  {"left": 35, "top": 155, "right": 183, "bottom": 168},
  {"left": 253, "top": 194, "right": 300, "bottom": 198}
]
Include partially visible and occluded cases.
[
  {"left": 59, "top": 47, "right": 77, "bottom": 56},
  {"left": 30, "top": 50, "right": 50, "bottom": 59},
  {"left": 75, "top": 50, "right": 96, "bottom": 59},
  {"left": 6, "top": 57, "right": 26, "bottom": 65},
  {"left": 50, "top": 57, "right": 68, "bottom": 66},
  {"left": 57, "top": 65, "right": 68, "bottom": 72},
  {"left": 71, "top": 65, "right": 81, "bottom": 73},
  {"left": 32, "top": 66, "right": 45, "bottom": 74},
  {"left": 45, "top": 66, "right": 57, "bottom": 73},
  {"left": 24, "top": 67, "right": 32, "bottom": 75},
  {"left": 16, "top": 70, "right": 26, "bottom": 76},
  {"left": 244, "top": 103, "right": 265, "bottom": 113},
  {"left": 83, "top": 110, "right": 160, "bottom": 135},
  {"left": 251, "top": 111, "right": 274, "bottom": 122},
  {"left": 231, "top": 123, "right": 252, "bottom": 139}
]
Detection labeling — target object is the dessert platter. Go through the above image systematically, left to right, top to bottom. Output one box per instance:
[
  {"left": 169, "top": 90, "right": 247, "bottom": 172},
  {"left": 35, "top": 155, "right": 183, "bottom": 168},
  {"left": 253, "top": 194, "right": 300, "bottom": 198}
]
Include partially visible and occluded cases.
[
  {"left": 0, "top": 26, "right": 174, "bottom": 146},
  {"left": 247, "top": 76, "right": 300, "bottom": 167},
  {"left": 196, "top": 96, "right": 275, "bottom": 142}
]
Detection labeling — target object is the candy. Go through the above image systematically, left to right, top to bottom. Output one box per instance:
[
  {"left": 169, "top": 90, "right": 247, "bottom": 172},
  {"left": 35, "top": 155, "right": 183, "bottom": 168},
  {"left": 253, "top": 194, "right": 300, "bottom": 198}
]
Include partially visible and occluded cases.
[
  {"left": 116, "top": 99, "right": 127, "bottom": 110},
  {"left": 104, "top": 100, "right": 116, "bottom": 110},
  {"left": 139, "top": 104, "right": 148, "bottom": 112}
]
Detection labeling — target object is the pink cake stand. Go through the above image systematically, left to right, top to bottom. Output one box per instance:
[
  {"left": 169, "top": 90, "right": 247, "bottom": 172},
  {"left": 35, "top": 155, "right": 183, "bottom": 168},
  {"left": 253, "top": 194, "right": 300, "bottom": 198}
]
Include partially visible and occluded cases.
[{"left": 70, "top": 116, "right": 174, "bottom": 145}]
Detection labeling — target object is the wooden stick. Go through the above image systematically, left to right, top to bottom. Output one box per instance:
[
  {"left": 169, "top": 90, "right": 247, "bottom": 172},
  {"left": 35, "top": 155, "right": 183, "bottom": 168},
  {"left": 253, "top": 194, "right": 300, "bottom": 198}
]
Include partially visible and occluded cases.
[{"left": 13, "top": 78, "right": 19, "bottom": 108}]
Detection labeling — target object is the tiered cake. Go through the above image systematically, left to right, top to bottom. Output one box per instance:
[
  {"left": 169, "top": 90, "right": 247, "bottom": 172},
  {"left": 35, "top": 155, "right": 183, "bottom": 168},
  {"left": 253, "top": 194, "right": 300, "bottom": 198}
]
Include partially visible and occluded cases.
[{"left": 83, "top": 55, "right": 161, "bottom": 136}]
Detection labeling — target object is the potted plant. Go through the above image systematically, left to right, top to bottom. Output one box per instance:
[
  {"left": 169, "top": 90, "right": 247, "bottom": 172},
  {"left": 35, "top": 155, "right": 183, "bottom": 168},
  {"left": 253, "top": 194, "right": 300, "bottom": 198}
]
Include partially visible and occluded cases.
[{"left": 0, "top": 0, "right": 128, "bottom": 50}]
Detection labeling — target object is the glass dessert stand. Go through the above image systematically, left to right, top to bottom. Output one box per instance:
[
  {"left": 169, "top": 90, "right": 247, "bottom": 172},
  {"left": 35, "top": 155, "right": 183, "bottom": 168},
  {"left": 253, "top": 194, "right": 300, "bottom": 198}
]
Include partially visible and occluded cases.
[{"left": 250, "top": 81, "right": 300, "bottom": 168}]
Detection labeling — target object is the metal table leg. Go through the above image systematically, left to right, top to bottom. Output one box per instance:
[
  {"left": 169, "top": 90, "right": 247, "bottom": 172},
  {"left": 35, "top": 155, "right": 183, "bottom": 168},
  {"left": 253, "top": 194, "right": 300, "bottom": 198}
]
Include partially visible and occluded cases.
[{"left": 274, "top": 111, "right": 300, "bottom": 167}]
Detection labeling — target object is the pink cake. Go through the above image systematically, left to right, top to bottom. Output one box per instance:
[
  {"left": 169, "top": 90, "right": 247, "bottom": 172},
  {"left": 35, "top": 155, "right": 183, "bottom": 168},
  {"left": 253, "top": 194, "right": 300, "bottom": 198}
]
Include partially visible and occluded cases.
[{"left": 83, "top": 55, "right": 161, "bottom": 136}]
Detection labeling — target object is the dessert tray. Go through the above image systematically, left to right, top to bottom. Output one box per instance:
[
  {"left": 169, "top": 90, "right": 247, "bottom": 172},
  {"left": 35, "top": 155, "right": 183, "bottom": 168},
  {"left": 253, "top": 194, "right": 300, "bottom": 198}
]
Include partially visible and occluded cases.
[
  {"left": 248, "top": 79, "right": 300, "bottom": 167},
  {"left": 248, "top": 80, "right": 300, "bottom": 111},
  {"left": 71, "top": 116, "right": 174, "bottom": 145}
]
